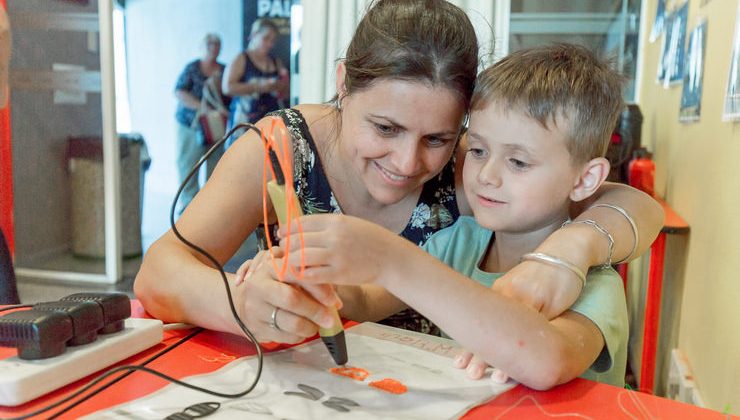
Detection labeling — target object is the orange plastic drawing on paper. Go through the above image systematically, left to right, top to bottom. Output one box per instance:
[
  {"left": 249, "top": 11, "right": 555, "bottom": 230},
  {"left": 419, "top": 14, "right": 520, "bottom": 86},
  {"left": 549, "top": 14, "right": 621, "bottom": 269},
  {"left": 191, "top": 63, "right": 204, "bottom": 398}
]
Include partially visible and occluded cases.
[
  {"left": 329, "top": 366, "right": 369, "bottom": 381},
  {"left": 369, "top": 378, "right": 408, "bottom": 395}
]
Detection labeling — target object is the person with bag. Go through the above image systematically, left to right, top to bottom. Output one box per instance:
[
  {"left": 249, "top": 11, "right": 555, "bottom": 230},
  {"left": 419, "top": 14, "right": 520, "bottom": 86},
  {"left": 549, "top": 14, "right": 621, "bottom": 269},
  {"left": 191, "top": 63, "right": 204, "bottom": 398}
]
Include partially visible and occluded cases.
[
  {"left": 222, "top": 18, "right": 288, "bottom": 148},
  {"left": 174, "top": 33, "right": 228, "bottom": 214}
]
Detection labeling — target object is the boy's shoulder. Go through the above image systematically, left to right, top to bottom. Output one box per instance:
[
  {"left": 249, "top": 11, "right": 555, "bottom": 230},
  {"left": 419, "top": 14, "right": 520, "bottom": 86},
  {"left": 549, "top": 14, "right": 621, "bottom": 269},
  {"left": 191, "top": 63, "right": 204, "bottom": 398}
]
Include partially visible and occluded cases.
[
  {"left": 422, "top": 216, "right": 491, "bottom": 262},
  {"left": 425, "top": 216, "right": 485, "bottom": 242}
]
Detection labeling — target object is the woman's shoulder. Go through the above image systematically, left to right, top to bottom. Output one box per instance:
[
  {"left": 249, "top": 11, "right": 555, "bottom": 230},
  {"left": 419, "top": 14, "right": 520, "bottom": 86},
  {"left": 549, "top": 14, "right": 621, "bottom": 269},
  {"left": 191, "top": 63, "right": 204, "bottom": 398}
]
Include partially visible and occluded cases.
[{"left": 292, "top": 104, "right": 335, "bottom": 141}]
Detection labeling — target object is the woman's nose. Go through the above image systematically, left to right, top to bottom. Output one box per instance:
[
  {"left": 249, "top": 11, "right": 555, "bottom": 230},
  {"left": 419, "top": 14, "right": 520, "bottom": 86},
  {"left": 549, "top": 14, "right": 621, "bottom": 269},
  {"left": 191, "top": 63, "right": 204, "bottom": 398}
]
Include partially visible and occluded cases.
[{"left": 393, "top": 140, "right": 422, "bottom": 176}]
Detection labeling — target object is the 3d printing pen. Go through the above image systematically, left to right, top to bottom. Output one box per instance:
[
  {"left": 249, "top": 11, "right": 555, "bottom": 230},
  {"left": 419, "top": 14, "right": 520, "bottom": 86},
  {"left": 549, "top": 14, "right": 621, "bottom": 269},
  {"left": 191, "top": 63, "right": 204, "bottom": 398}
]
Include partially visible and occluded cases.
[{"left": 265, "top": 149, "right": 348, "bottom": 366}]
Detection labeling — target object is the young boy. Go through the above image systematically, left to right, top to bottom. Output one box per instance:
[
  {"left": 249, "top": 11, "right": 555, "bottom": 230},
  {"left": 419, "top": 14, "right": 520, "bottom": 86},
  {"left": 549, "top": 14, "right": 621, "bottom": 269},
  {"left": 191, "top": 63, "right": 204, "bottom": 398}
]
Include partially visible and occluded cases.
[{"left": 259, "top": 43, "right": 629, "bottom": 390}]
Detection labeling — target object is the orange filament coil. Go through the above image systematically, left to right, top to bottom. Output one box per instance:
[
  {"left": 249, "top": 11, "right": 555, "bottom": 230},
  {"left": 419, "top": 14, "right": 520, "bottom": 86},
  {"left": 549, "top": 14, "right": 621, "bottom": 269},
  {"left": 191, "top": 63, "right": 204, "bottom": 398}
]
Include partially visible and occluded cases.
[
  {"left": 260, "top": 117, "right": 306, "bottom": 281},
  {"left": 329, "top": 366, "right": 370, "bottom": 381}
]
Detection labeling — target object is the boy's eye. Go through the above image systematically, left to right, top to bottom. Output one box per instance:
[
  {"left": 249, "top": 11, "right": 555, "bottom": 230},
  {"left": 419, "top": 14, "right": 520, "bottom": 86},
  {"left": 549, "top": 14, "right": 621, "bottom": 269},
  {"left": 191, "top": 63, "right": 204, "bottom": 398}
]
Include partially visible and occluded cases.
[
  {"left": 374, "top": 123, "right": 398, "bottom": 136},
  {"left": 467, "top": 147, "right": 486, "bottom": 158},
  {"left": 509, "top": 158, "right": 530, "bottom": 169}
]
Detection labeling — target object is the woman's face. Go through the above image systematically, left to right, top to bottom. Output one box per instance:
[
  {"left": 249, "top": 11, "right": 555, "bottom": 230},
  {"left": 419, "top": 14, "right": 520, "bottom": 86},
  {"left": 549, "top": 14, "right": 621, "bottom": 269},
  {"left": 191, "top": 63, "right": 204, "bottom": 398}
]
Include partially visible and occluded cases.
[
  {"left": 253, "top": 28, "right": 277, "bottom": 54},
  {"left": 205, "top": 38, "right": 221, "bottom": 61},
  {"left": 338, "top": 79, "right": 465, "bottom": 206}
]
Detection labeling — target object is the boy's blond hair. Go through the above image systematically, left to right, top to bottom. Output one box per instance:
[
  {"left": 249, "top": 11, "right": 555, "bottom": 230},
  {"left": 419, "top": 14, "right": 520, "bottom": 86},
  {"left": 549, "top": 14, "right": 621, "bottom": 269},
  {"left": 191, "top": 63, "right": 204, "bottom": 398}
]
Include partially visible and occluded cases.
[{"left": 471, "top": 43, "right": 624, "bottom": 163}]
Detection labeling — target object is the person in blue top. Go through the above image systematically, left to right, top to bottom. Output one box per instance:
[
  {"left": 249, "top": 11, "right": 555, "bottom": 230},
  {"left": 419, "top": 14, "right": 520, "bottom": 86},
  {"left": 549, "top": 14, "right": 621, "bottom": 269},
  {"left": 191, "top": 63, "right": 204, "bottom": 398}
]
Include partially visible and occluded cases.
[
  {"left": 135, "top": 0, "right": 661, "bottom": 348},
  {"left": 223, "top": 18, "right": 288, "bottom": 148},
  {"left": 174, "top": 33, "right": 227, "bottom": 214},
  {"left": 272, "top": 43, "right": 632, "bottom": 389}
]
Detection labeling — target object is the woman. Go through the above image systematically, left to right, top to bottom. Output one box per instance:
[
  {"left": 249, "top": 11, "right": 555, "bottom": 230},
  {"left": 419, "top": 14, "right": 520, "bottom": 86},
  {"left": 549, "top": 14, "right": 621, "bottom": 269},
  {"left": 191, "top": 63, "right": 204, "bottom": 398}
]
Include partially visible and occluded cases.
[
  {"left": 135, "top": 0, "right": 662, "bottom": 343},
  {"left": 223, "top": 18, "right": 288, "bottom": 148},
  {"left": 173, "top": 33, "right": 227, "bottom": 214}
]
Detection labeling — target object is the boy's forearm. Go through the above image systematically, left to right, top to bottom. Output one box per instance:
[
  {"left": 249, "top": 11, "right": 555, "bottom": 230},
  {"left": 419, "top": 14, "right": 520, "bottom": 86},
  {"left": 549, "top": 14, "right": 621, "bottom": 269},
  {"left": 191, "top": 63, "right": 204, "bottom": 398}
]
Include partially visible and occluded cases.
[{"left": 378, "top": 247, "right": 593, "bottom": 389}]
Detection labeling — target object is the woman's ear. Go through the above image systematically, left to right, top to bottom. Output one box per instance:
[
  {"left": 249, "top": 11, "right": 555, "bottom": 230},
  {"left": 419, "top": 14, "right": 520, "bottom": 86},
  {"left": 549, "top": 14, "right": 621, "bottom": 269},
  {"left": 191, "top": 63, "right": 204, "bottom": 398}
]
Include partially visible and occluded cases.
[
  {"left": 335, "top": 61, "right": 347, "bottom": 100},
  {"left": 570, "top": 157, "right": 610, "bottom": 202}
]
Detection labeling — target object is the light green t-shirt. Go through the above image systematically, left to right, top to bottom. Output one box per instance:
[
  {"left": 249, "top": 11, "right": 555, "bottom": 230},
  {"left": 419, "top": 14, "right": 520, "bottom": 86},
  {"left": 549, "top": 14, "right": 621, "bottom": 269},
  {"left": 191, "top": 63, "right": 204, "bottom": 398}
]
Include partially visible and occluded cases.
[{"left": 422, "top": 216, "right": 629, "bottom": 387}]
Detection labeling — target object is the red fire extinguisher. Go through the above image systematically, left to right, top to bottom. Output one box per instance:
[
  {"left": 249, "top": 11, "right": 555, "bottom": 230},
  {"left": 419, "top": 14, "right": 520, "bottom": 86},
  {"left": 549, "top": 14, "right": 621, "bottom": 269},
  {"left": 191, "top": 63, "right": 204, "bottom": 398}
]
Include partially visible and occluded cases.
[{"left": 627, "top": 147, "right": 655, "bottom": 197}]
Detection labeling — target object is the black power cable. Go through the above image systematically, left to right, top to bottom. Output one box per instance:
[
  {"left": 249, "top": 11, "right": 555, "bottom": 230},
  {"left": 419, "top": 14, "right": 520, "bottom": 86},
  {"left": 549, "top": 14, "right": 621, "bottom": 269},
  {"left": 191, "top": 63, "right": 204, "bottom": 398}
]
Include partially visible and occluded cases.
[{"left": 0, "top": 123, "right": 267, "bottom": 420}]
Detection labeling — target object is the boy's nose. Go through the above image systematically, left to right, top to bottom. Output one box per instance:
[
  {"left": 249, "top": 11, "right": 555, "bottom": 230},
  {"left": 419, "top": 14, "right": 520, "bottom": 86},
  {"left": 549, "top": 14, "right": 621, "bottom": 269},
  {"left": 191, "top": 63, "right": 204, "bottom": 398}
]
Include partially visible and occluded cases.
[{"left": 477, "top": 160, "right": 502, "bottom": 187}]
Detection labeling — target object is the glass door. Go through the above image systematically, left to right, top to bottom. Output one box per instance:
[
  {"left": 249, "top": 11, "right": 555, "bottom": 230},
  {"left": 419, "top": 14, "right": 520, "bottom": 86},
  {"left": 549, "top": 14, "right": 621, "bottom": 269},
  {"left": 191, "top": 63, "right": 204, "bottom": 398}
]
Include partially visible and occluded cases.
[
  {"left": 8, "top": 0, "right": 123, "bottom": 283},
  {"left": 505, "top": 0, "right": 642, "bottom": 102}
]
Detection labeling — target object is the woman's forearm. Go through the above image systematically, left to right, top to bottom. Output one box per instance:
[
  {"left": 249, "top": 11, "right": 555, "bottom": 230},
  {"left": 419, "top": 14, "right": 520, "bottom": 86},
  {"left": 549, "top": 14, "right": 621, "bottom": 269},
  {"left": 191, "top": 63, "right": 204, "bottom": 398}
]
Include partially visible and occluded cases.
[
  {"left": 224, "top": 80, "right": 265, "bottom": 97},
  {"left": 175, "top": 90, "right": 200, "bottom": 110},
  {"left": 573, "top": 182, "right": 664, "bottom": 264},
  {"left": 134, "top": 234, "right": 244, "bottom": 336},
  {"left": 337, "top": 285, "right": 407, "bottom": 322}
]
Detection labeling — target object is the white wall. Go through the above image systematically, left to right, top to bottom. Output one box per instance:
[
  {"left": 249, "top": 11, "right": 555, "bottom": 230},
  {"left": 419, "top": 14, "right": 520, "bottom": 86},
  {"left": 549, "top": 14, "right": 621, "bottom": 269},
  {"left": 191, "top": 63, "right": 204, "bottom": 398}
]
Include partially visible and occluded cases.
[{"left": 123, "top": 0, "right": 242, "bottom": 247}]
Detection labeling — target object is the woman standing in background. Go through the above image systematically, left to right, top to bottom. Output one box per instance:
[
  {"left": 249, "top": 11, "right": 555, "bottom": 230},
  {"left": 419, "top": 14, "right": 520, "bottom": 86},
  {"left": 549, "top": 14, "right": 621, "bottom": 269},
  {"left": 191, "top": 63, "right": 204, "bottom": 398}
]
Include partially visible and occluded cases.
[
  {"left": 223, "top": 18, "right": 288, "bottom": 148},
  {"left": 174, "top": 33, "right": 227, "bottom": 214}
]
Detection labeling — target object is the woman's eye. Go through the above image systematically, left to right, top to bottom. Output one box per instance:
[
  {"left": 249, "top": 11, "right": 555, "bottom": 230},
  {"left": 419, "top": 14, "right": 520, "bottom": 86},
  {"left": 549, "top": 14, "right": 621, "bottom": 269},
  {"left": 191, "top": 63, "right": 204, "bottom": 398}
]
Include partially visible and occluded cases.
[
  {"left": 374, "top": 123, "right": 397, "bottom": 136},
  {"left": 426, "top": 136, "right": 449, "bottom": 147},
  {"left": 509, "top": 158, "right": 530, "bottom": 169}
]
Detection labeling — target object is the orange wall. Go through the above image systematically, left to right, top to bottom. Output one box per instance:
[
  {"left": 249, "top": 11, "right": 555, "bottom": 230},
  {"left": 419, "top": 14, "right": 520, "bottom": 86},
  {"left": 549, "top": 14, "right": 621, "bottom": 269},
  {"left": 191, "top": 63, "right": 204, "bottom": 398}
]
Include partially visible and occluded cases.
[{"left": 0, "top": 0, "right": 12, "bottom": 252}]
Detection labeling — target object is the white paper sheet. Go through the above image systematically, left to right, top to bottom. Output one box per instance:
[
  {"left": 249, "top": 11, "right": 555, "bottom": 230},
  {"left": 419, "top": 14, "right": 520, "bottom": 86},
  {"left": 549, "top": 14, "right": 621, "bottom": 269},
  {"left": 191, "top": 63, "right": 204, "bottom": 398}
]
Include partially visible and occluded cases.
[{"left": 84, "top": 323, "right": 514, "bottom": 420}]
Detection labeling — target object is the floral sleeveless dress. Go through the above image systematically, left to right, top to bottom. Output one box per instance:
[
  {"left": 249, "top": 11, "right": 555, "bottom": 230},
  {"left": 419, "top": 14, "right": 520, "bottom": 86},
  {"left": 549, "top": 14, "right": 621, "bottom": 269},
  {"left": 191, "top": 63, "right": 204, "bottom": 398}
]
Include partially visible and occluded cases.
[{"left": 267, "top": 108, "right": 460, "bottom": 335}]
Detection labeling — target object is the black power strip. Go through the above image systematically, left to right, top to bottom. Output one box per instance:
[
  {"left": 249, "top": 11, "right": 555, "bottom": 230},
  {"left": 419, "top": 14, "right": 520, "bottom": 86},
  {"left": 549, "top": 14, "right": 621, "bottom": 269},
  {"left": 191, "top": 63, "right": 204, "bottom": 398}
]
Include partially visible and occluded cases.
[{"left": 0, "top": 292, "right": 130, "bottom": 360}]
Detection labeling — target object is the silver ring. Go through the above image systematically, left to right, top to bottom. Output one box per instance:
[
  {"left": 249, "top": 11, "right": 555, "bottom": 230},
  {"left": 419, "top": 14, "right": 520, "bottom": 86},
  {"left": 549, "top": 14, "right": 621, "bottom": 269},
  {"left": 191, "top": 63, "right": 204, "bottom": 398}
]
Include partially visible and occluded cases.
[{"left": 270, "top": 306, "right": 282, "bottom": 332}]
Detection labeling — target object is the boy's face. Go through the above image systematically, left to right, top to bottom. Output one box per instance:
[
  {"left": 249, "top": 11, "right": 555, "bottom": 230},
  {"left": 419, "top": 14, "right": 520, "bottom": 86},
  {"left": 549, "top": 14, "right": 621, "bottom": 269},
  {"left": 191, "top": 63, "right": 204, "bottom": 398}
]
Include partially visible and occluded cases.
[{"left": 463, "top": 103, "right": 582, "bottom": 233}]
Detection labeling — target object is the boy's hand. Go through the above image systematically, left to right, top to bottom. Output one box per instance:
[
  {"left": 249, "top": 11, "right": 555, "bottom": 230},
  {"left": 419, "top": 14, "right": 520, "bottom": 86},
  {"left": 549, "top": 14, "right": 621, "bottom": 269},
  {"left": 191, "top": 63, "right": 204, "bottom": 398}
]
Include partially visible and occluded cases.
[
  {"left": 276, "top": 214, "right": 409, "bottom": 287},
  {"left": 492, "top": 260, "right": 583, "bottom": 320},
  {"left": 454, "top": 350, "right": 510, "bottom": 383}
]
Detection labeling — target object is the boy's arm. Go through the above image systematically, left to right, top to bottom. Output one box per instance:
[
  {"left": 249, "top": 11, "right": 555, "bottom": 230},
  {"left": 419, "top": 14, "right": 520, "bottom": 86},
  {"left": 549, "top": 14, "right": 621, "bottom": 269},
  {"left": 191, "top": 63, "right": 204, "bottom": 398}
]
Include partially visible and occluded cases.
[
  {"left": 278, "top": 214, "right": 608, "bottom": 390},
  {"left": 382, "top": 248, "right": 606, "bottom": 390}
]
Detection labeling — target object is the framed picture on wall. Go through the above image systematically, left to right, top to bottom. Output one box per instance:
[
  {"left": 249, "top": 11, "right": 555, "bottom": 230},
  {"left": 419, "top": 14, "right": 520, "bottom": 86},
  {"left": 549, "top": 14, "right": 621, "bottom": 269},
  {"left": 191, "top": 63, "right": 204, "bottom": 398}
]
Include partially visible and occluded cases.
[
  {"left": 650, "top": 0, "right": 667, "bottom": 43},
  {"left": 657, "top": 2, "right": 688, "bottom": 87},
  {"left": 724, "top": 3, "right": 740, "bottom": 121},
  {"left": 680, "top": 20, "right": 707, "bottom": 123}
]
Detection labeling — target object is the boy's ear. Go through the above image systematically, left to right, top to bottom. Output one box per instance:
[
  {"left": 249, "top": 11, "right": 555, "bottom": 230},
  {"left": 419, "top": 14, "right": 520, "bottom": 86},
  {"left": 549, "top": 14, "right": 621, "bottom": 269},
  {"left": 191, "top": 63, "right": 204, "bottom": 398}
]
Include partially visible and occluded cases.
[
  {"left": 335, "top": 61, "right": 347, "bottom": 99},
  {"left": 570, "top": 157, "right": 610, "bottom": 202}
]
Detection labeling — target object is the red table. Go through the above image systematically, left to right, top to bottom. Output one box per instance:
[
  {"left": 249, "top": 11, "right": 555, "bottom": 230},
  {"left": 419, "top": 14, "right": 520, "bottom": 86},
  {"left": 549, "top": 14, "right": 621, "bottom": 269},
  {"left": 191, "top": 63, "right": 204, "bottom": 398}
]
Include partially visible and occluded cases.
[
  {"left": 617, "top": 197, "right": 690, "bottom": 395},
  {"left": 2, "top": 302, "right": 729, "bottom": 420}
]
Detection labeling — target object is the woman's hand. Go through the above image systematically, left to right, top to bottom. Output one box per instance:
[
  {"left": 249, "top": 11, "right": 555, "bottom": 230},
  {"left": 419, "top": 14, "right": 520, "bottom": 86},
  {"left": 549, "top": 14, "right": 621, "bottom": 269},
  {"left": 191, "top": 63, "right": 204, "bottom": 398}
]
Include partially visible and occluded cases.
[
  {"left": 233, "top": 249, "right": 342, "bottom": 344},
  {"left": 490, "top": 260, "right": 584, "bottom": 321}
]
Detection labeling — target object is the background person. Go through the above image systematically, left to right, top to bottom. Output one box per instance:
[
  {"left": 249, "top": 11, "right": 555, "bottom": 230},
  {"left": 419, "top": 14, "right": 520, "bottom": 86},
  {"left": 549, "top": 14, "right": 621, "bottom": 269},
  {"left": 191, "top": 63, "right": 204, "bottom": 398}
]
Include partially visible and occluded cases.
[
  {"left": 222, "top": 18, "right": 288, "bottom": 148},
  {"left": 174, "top": 33, "right": 227, "bottom": 214}
]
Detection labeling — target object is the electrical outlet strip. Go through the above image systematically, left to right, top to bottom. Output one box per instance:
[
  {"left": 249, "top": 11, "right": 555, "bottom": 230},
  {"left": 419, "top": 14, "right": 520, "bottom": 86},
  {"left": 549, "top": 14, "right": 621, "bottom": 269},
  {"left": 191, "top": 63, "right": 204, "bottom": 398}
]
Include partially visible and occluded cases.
[{"left": 0, "top": 318, "right": 163, "bottom": 406}]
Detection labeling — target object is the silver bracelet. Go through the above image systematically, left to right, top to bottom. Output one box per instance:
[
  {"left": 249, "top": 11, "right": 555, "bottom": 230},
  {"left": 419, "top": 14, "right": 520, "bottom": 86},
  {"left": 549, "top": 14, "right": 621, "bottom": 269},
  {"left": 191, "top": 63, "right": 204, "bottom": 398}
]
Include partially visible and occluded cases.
[
  {"left": 588, "top": 204, "right": 639, "bottom": 264},
  {"left": 562, "top": 219, "right": 614, "bottom": 267},
  {"left": 521, "top": 252, "right": 587, "bottom": 290}
]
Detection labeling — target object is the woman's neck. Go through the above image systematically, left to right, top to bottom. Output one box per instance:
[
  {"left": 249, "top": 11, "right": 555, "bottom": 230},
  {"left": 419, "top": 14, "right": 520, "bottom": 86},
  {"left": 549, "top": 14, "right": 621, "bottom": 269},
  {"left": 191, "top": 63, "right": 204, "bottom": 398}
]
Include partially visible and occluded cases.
[{"left": 247, "top": 46, "right": 267, "bottom": 59}]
